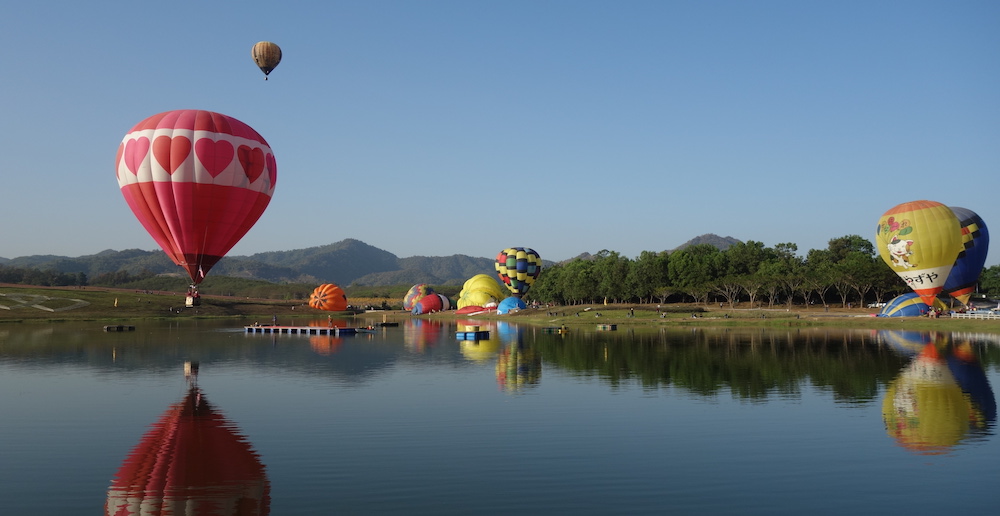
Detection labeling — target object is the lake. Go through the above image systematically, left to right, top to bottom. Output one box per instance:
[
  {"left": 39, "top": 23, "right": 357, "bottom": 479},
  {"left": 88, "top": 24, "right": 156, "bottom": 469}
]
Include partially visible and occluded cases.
[{"left": 1, "top": 318, "right": 998, "bottom": 515}]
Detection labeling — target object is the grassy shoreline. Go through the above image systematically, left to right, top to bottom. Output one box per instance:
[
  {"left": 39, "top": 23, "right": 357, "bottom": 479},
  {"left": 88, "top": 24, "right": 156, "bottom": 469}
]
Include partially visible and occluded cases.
[{"left": 4, "top": 285, "right": 1000, "bottom": 332}]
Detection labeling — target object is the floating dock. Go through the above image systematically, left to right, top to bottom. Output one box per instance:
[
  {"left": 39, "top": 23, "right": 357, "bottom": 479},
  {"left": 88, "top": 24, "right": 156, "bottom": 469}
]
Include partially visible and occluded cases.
[
  {"left": 245, "top": 326, "right": 376, "bottom": 335},
  {"left": 456, "top": 330, "right": 491, "bottom": 340}
]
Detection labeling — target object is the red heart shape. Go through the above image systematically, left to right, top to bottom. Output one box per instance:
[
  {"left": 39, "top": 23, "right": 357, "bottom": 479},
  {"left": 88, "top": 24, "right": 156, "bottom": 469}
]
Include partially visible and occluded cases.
[
  {"left": 153, "top": 135, "right": 192, "bottom": 174},
  {"left": 124, "top": 137, "right": 150, "bottom": 175},
  {"left": 194, "top": 138, "right": 234, "bottom": 178},
  {"left": 238, "top": 145, "right": 265, "bottom": 183},
  {"left": 266, "top": 153, "right": 277, "bottom": 187}
]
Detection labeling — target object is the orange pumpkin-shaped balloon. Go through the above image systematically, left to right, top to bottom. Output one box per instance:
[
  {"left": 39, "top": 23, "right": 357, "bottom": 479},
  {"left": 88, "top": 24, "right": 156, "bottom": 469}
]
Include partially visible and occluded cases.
[{"left": 308, "top": 284, "right": 348, "bottom": 311}]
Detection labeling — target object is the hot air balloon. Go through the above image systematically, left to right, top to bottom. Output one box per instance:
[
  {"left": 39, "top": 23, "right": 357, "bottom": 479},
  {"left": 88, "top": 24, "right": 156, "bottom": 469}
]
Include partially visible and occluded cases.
[
  {"left": 251, "top": 41, "right": 282, "bottom": 79},
  {"left": 116, "top": 110, "right": 277, "bottom": 293},
  {"left": 875, "top": 201, "right": 962, "bottom": 307},
  {"left": 943, "top": 207, "right": 990, "bottom": 306},
  {"left": 495, "top": 247, "right": 542, "bottom": 297},
  {"left": 457, "top": 274, "right": 504, "bottom": 309},
  {"left": 309, "top": 284, "right": 348, "bottom": 312},
  {"left": 403, "top": 284, "right": 435, "bottom": 311},
  {"left": 877, "top": 292, "right": 949, "bottom": 317},
  {"left": 496, "top": 296, "right": 526, "bottom": 315}
]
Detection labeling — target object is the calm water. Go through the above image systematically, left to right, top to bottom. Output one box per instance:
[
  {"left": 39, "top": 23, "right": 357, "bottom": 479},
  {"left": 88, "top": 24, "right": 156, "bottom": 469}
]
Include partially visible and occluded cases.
[{"left": 1, "top": 318, "right": 998, "bottom": 515}]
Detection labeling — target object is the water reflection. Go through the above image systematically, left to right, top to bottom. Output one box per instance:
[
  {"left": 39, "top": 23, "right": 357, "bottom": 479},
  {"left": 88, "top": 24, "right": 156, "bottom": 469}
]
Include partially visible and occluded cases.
[
  {"left": 403, "top": 319, "right": 444, "bottom": 352},
  {"left": 494, "top": 323, "right": 542, "bottom": 392},
  {"left": 881, "top": 333, "right": 997, "bottom": 455},
  {"left": 105, "top": 363, "right": 269, "bottom": 515}
]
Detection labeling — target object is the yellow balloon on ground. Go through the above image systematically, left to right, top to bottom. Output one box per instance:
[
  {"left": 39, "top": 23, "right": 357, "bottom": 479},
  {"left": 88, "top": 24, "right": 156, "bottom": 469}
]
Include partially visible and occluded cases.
[
  {"left": 875, "top": 200, "right": 962, "bottom": 307},
  {"left": 457, "top": 274, "right": 505, "bottom": 309}
]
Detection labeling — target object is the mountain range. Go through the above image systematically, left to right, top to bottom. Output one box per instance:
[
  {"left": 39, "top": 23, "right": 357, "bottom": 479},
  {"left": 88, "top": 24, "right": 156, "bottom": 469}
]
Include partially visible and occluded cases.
[{"left": 0, "top": 235, "right": 741, "bottom": 287}]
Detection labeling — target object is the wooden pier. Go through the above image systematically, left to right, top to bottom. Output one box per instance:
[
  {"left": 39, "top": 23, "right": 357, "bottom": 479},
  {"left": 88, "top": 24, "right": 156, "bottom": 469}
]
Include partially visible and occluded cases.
[{"left": 245, "top": 325, "right": 376, "bottom": 335}]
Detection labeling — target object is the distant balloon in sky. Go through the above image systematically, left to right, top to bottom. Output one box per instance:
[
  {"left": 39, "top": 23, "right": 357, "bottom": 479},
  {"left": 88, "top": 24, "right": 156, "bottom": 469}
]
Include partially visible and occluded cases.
[
  {"left": 251, "top": 41, "right": 282, "bottom": 79},
  {"left": 115, "top": 109, "right": 277, "bottom": 286},
  {"left": 875, "top": 200, "right": 961, "bottom": 308},
  {"left": 943, "top": 207, "right": 989, "bottom": 306},
  {"left": 495, "top": 247, "right": 542, "bottom": 298},
  {"left": 309, "top": 284, "right": 348, "bottom": 312}
]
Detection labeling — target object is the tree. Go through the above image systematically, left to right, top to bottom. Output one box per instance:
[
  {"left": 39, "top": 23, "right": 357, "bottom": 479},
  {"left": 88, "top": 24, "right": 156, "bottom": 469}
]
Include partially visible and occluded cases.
[{"left": 669, "top": 244, "right": 726, "bottom": 302}]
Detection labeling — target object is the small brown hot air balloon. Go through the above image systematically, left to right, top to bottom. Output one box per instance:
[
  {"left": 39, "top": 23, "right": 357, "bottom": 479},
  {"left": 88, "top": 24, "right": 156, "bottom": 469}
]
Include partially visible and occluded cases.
[{"left": 251, "top": 41, "right": 282, "bottom": 80}]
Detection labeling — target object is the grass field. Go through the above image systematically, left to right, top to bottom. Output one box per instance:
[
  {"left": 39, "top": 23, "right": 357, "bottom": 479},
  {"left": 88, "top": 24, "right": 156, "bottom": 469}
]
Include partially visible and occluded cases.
[{"left": 5, "top": 284, "right": 1000, "bottom": 333}]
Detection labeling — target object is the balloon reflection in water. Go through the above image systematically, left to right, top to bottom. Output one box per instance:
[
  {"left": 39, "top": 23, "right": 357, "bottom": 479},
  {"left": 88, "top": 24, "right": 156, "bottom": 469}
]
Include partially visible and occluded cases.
[
  {"left": 403, "top": 319, "right": 444, "bottom": 352},
  {"left": 308, "top": 320, "right": 349, "bottom": 355},
  {"left": 457, "top": 320, "right": 501, "bottom": 363},
  {"left": 882, "top": 342, "right": 996, "bottom": 455},
  {"left": 496, "top": 343, "right": 541, "bottom": 392},
  {"left": 106, "top": 378, "right": 269, "bottom": 515}
]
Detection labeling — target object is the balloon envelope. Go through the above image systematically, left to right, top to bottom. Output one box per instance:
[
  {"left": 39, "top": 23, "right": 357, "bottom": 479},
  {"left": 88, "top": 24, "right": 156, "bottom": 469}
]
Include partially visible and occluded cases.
[
  {"left": 251, "top": 41, "right": 282, "bottom": 78},
  {"left": 116, "top": 110, "right": 277, "bottom": 285},
  {"left": 875, "top": 200, "right": 961, "bottom": 307},
  {"left": 943, "top": 207, "right": 989, "bottom": 306},
  {"left": 495, "top": 247, "right": 542, "bottom": 296},
  {"left": 308, "top": 284, "right": 348, "bottom": 311},
  {"left": 403, "top": 284, "right": 434, "bottom": 311},
  {"left": 412, "top": 292, "right": 444, "bottom": 314},
  {"left": 878, "top": 292, "right": 948, "bottom": 317},
  {"left": 496, "top": 296, "right": 526, "bottom": 315}
]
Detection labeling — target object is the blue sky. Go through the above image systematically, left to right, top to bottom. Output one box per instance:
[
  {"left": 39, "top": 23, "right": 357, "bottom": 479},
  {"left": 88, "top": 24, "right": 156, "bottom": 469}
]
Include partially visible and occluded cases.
[{"left": 2, "top": 1, "right": 997, "bottom": 264}]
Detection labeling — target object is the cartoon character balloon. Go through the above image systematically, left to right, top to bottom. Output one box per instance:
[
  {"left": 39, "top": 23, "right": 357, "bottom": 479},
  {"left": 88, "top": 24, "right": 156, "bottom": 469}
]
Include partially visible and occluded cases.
[
  {"left": 251, "top": 41, "right": 282, "bottom": 79},
  {"left": 116, "top": 110, "right": 277, "bottom": 286},
  {"left": 875, "top": 201, "right": 962, "bottom": 307},
  {"left": 943, "top": 207, "right": 989, "bottom": 306},
  {"left": 495, "top": 247, "right": 542, "bottom": 297},
  {"left": 309, "top": 284, "right": 348, "bottom": 312}
]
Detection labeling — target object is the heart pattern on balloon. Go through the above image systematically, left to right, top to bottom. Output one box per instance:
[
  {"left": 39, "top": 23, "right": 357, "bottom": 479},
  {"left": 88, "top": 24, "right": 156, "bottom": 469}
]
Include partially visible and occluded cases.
[
  {"left": 153, "top": 136, "right": 192, "bottom": 174},
  {"left": 124, "top": 137, "right": 150, "bottom": 175},
  {"left": 195, "top": 138, "right": 235, "bottom": 178},
  {"left": 238, "top": 145, "right": 265, "bottom": 183},
  {"left": 266, "top": 153, "right": 277, "bottom": 187}
]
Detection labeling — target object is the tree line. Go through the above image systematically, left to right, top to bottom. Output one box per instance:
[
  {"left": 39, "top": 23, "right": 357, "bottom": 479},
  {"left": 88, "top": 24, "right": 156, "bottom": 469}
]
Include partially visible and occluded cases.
[
  {"left": 5, "top": 233, "right": 1000, "bottom": 308},
  {"left": 527, "top": 235, "right": 1000, "bottom": 308}
]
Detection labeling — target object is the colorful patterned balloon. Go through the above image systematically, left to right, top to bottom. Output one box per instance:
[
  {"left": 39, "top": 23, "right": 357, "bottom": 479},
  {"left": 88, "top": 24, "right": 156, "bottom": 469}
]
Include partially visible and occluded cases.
[
  {"left": 875, "top": 201, "right": 962, "bottom": 308},
  {"left": 943, "top": 207, "right": 989, "bottom": 306},
  {"left": 495, "top": 247, "right": 542, "bottom": 297},
  {"left": 403, "top": 284, "right": 434, "bottom": 311}
]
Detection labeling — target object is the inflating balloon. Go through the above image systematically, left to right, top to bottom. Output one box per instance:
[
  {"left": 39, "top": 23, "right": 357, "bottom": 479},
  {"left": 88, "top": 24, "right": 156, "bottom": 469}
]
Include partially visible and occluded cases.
[
  {"left": 251, "top": 41, "right": 282, "bottom": 79},
  {"left": 116, "top": 110, "right": 277, "bottom": 286},
  {"left": 875, "top": 201, "right": 961, "bottom": 307},
  {"left": 943, "top": 207, "right": 989, "bottom": 306},
  {"left": 495, "top": 247, "right": 542, "bottom": 297},
  {"left": 457, "top": 274, "right": 504, "bottom": 309},
  {"left": 309, "top": 284, "right": 348, "bottom": 312},
  {"left": 403, "top": 284, "right": 434, "bottom": 311},
  {"left": 877, "top": 292, "right": 948, "bottom": 317},
  {"left": 496, "top": 296, "right": 527, "bottom": 315}
]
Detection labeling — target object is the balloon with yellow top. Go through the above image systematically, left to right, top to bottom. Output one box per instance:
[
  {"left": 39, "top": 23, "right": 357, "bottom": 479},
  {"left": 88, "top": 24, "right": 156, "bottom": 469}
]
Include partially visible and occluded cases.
[{"left": 875, "top": 200, "right": 962, "bottom": 307}]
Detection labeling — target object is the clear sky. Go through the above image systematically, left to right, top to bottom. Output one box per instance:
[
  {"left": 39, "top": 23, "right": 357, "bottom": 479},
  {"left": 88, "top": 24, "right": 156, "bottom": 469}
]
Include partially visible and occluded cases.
[{"left": 2, "top": 1, "right": 998, "bottom": 264}]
